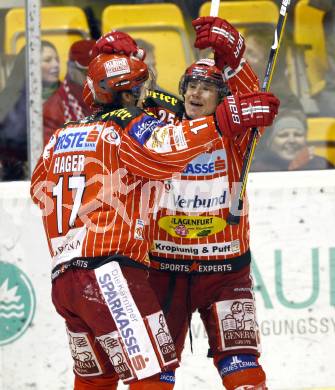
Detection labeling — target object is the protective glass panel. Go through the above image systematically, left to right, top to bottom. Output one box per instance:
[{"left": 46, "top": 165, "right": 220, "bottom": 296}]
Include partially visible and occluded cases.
[
  {"left": 0, "top": 0, "right": 334, "bottom": 184},
  {"left": 0, "top": 4, "right": 28, "bottom": 181}
]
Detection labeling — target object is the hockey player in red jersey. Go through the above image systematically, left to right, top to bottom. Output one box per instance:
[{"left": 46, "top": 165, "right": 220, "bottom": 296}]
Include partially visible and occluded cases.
[
  {"left": 141, "top": 17, "right": 274, "bottom": 389},
  {"left": 30, "top": 29, "right": 279, "bottom": 390}
]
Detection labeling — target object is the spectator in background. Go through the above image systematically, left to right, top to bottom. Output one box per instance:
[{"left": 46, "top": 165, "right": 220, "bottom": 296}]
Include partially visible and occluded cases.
[
  {"left": 243, "top": 25, "right": 302, "bottom": 111},
  {"left": 135, "top": 38, "right": 171, "bottom": 94},
  {"left": 43, "top": 39, "right": 96, "bottom": 144},
  {"left": 135, "top": 39, "right": 158, "bottom": 84},
  {"left": 0, "top": 40, "right": 60, "bottom": 180},
  {"left": 41, "top": 40, "right": 61, "bottom": 102},
  {"left": 0, "top": 47, "right": 27, "bottom": 180},
  {"left": 251, "top": 109, "right": 334, "bottom": 171}
]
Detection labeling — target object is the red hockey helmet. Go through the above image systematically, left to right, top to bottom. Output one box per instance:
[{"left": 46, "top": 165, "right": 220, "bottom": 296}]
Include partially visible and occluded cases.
[
  {"left": 83, "top": 53, "right": 149, "bottom": 106},
  {"left": 179, "top": 58, "right": 227, "bottom": 99}
]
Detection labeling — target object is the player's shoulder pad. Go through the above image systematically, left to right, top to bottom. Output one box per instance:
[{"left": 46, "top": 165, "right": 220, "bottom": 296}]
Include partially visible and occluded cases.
[
  {"left": 143, "top": 89, "right": 184, "bottom": 114},
  {"left": 97, "top": 107, "right": 147, "bottom": 129}
]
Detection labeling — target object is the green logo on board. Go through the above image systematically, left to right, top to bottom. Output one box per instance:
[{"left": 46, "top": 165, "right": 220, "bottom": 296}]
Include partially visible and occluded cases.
[{"left": 0, "top": 261, "right": 36, "bottom": 346}]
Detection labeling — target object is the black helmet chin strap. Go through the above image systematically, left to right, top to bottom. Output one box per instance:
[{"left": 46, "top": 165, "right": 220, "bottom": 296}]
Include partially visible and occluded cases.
[{"left": 100, "top": 92, "right": 123, "bottom": 112}]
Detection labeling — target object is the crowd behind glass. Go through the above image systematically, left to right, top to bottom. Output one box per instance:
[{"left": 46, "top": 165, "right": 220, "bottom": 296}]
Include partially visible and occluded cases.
[{"left": 0, "top": 0, "right": 334, "bottom": 180}]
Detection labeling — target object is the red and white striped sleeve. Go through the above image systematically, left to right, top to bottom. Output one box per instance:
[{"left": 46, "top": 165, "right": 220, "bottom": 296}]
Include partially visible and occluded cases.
[
  {"left": 224, "top": 59, "right": 260, "bottom": 95},
  {"left": 119, "top": 114, "right": 221, "bottom": 179}
]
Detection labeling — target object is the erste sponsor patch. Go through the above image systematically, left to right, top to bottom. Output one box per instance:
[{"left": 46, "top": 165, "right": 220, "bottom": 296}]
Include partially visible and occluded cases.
[{"left": 54, "top": 125, "right": 102, "bottom": 154}]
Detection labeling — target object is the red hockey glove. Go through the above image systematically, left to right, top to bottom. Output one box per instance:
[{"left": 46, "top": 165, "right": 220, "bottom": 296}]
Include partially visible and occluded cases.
[
  {"left": 192, "top": 16, "right": 245, "bottom": 70},
  {"left": 91, "top": 31, "right": 146, "bottom": 60},
  {"left": 215, "top": 92, "right": 280, "bottom": 138}
]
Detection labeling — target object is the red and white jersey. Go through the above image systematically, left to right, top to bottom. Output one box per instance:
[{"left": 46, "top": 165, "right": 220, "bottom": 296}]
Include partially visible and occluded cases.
[
  {"left": 145, "top": 60, "right": 260, "bottom": 263},
  {"left": 30, "top": 107, "right": 221, "bottom": 270}
]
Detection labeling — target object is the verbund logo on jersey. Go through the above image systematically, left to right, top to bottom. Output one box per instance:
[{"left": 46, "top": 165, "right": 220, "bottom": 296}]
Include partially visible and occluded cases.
[
  {"left": 54, "top": 125, "right": 102, "bottom": 154},
  {"left": 182, "top": 149, "right": 227, "bottom": 176},
  {"left": 160, "top": 176, "right": 229, "bottom": 212}
]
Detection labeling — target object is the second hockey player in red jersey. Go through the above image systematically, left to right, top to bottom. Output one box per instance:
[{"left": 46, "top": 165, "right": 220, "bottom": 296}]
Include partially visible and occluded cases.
[
  {"left": 141, "top": 16, "right": 276, "bottom": 390},
  {"left": 31, "top": 26, "right": 279, "bottom": 390}
]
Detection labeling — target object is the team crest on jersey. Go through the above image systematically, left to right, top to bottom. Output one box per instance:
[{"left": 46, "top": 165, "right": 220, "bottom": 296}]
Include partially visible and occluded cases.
[
  {"left": 54, "top": 125, "right": 102, "bottom": 154},
  {"left": 102, "top": 126, "right": 121, "bottom": 145}
]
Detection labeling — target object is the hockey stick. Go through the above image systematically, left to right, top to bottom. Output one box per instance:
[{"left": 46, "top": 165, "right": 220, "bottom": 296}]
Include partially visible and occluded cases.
[
  {"left": 197, "top": 0, "right": 220, "bottom": 57},
  {"left": 210, "top": 0, "right": 220, "bottom": 16},
  {"left": 226, "top": 0, "right": 291, "bottom": 225}
]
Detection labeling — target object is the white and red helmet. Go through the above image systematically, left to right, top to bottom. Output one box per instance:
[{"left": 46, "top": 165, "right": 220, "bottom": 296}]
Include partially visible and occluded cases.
[
  {"left": 83, "top": 53, "right": 149, "bottom": 107},
  {"left": 179, "top": 58, "right": 228, "bottom": 99}
]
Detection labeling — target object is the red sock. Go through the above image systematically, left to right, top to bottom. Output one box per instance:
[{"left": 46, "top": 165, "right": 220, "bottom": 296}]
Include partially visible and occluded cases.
[
  {"left": 222, "top": 367, "right": 266, "bottom": 389},
  {"left": 74, "top": 375, "right": 118, "bottom": 390},
  {"left": 129, "top": 378, "right": 174, "bottom": 389}
]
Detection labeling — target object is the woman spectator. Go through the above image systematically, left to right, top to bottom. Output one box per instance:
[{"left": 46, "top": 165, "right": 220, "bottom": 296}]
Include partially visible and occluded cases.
[
  {"left": 43, "top": 39, "right": 95, "bottom": 144},
  {"left": 41, "top": 40, "right": 61, "bottom": 102},
  {"left": 0, "top": 41, "right": 60, "bottom": 180},
  {"left": 0, "top": 47, "right": 27, "bottom": 180},
  {"left": 252, "top": 109, "right": 334, "bottom": 171}
]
